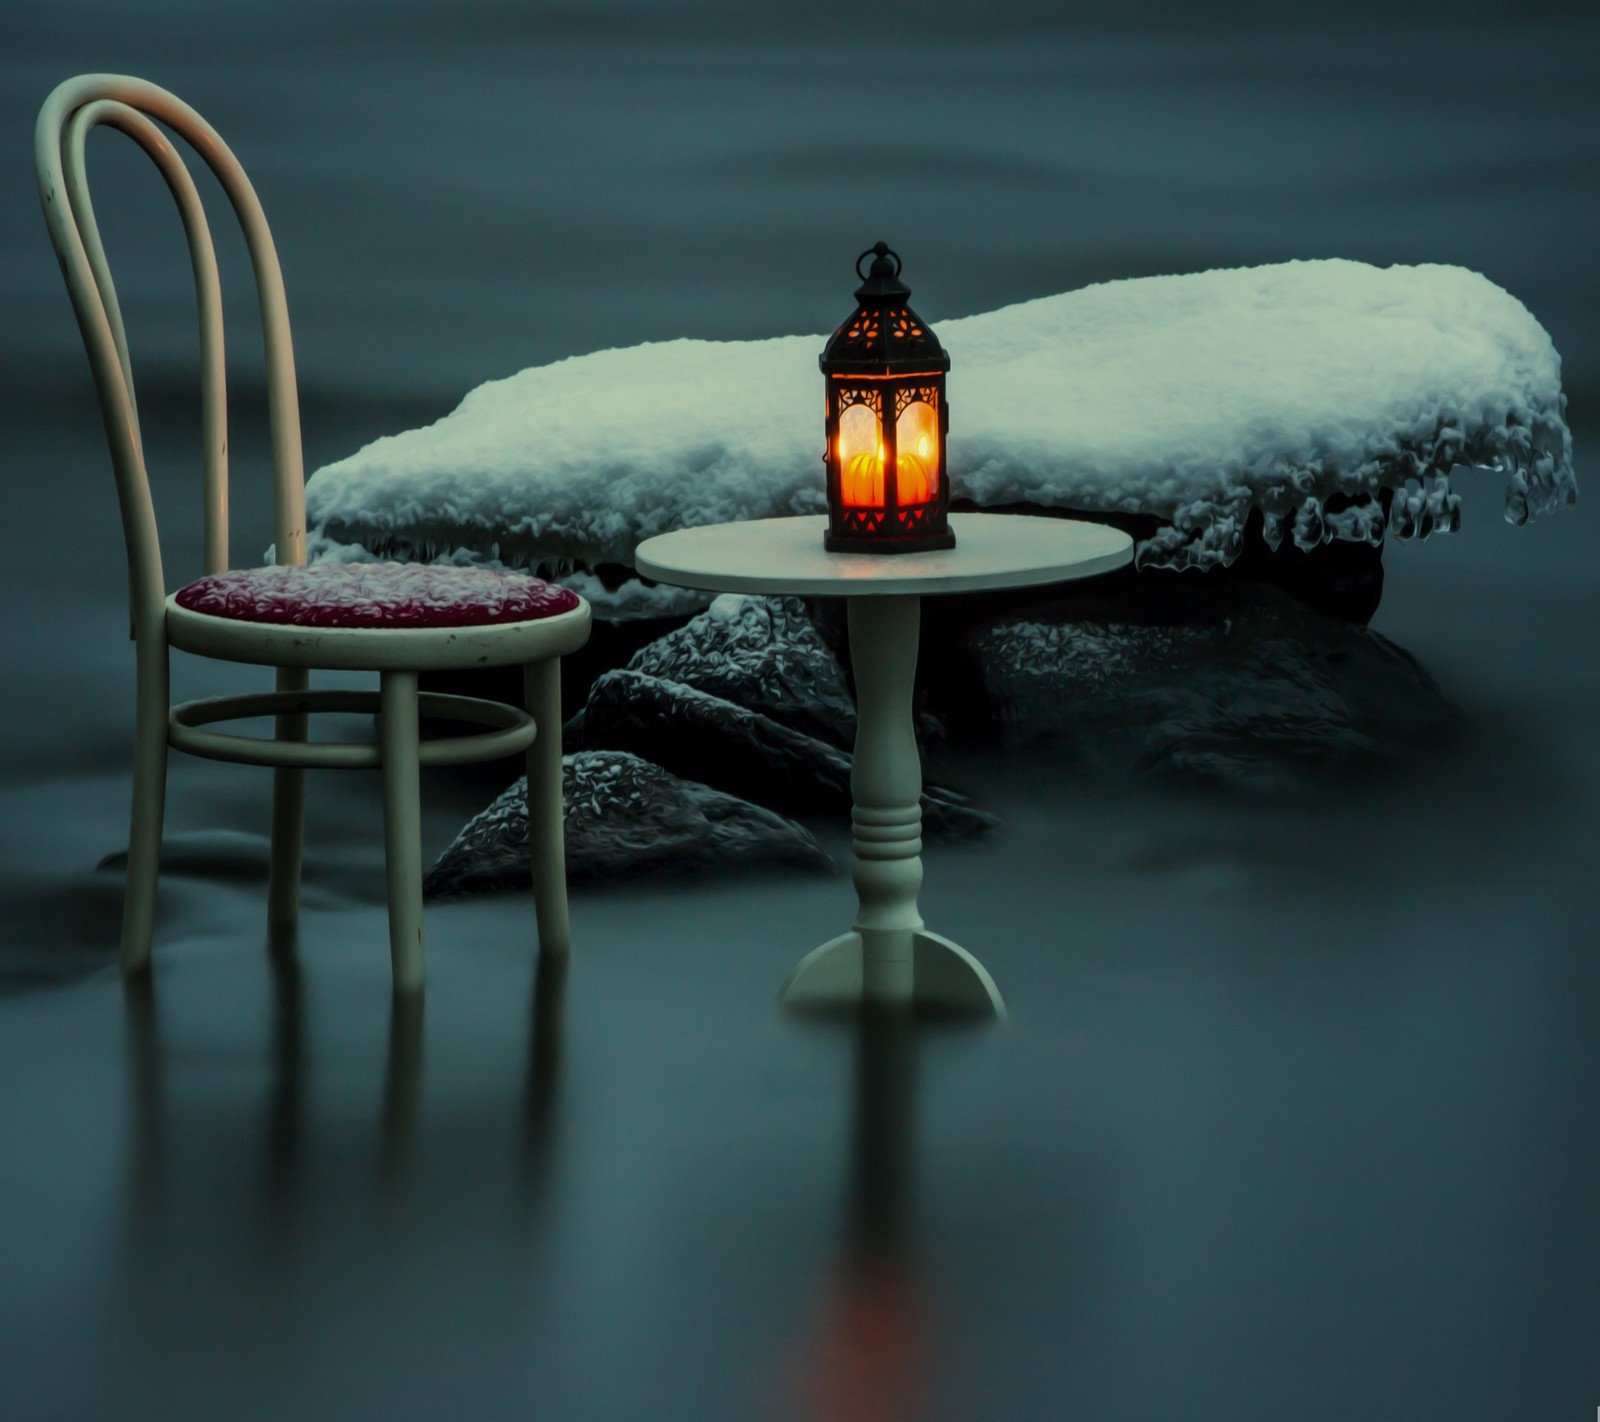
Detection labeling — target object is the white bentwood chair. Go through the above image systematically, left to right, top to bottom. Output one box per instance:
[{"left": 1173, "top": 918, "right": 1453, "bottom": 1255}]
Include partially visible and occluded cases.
[{"left": 36, "top": 74, "right": 591, "bottom": 993}]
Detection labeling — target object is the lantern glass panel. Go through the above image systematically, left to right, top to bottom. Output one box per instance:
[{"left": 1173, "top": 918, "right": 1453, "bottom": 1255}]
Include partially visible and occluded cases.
[
  {"left": 836, "top": 399, "right": 883, "bottom": 508},
  {"left": 895, "top": 399, "right": 938, "bottom": 505}
]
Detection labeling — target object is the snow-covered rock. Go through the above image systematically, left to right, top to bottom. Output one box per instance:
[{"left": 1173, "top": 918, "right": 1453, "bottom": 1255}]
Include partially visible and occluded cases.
[
  {"left": 303, "top": 260, "right": 1574, "bottom": 617},
  {"left": 965, "top": 583, "right": 1457, "bottom": 788},
  {"left": 623, "top": 593, "right": 856, "bottom": 748},
  {"left": 580, "top": 669, "right": 997, "bottom": 838},
  {"left": 423, "top": 751, "right": 833, "bottom": 894}
]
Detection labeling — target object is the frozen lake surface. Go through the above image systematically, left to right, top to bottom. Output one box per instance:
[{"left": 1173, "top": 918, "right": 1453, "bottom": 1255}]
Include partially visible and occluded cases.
[{"left": 1, "top": 5, "right": 1596, "bottom": 1418}]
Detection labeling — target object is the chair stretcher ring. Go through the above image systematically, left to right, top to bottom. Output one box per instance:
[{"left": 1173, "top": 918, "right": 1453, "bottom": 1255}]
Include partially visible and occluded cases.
[{"left": 169, "top": 688, "right": 538, "bottom": 769}]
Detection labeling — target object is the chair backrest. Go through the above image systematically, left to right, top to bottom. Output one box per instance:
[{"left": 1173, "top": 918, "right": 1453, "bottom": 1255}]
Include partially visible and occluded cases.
[{"left": 35, "top": 74, "right": 307, "bottom": 642}]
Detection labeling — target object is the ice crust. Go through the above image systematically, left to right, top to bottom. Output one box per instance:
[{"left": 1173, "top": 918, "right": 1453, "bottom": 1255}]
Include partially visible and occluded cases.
[{"left": 303, "top": 260, "right": 1574, "bottom": 614}]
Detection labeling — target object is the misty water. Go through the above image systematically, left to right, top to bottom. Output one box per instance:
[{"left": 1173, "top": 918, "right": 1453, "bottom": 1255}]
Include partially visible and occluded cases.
[{"left": 1, "top": 4, "right": 1596, "bottom": 1419}]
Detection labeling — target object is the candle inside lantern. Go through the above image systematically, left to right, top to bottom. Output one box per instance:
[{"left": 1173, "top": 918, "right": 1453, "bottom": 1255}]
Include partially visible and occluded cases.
[
  {"left": 894, "top": 400, "right": 938, "bottom": 504},
  {"left": 837, "top": 403, "right": 883, "bottom": 507},
  {"left": 894, "top": 450, "right": 931, "bottom": 504},
  {"left": 842, "top": 451, "right": 884, "bottom": 506}
]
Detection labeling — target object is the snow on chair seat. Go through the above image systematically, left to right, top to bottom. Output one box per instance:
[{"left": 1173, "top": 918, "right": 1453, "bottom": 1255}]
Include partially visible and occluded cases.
[{"left": 174, "top": 562, "right": 581, "bottom": 630}]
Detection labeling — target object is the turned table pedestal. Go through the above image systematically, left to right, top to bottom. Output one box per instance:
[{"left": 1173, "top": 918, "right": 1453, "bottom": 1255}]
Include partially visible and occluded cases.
[{"left": 636, "top": 513, "right": 1132, "bottom": 1016}]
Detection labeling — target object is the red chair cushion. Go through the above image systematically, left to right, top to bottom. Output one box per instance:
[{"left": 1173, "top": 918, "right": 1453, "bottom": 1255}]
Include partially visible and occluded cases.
[{"left": 174, "top": 563, "right": 581, "bottom": 630}]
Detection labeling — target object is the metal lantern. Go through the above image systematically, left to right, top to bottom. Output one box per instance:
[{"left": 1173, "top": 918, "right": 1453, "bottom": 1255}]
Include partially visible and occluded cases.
[{"left": 820, "top": 242, "right": 954, "bottom": 554}]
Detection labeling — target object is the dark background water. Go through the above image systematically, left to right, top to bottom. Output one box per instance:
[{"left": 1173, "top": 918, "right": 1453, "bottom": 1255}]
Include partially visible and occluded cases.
[
  {"left": 4, "top": 0, "right": 1598, "bottom": 408},
  {"left": 0, "top": 4, "right": 1596, "bottom": 1420}
]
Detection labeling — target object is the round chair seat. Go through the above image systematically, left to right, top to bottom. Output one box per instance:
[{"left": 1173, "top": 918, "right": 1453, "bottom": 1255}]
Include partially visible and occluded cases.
[{"left": 174, "top": 562, "right": 580, "bottom": 630}]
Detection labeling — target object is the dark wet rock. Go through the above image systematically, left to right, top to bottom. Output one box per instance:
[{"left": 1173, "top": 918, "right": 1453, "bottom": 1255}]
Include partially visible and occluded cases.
[
  {"left": 1226, "top": 502, "right": 1387, "bottom": 625},
  {"left": 962, "top": 581, "right": 1456, "bottom": 790},
  {"left": 624, "top": 594, "right": 857, "bottom": 747},
  {"left": 424, "top": 611, "right": 692, "bottom": 733},
  {"left": 554, "top": 612, "right": 696, "bottom": 722},
  {"left": 580, "top": 669, "right": 999, "bottom": 839},
  {"left": 424, "top": 750, "right": 834, "bottom": 896}
]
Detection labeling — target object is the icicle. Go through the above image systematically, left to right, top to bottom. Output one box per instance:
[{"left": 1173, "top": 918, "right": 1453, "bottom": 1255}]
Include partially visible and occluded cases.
[
  {"left": 1425, "top": 471, "right": 1462, "bottom": 534},
  {"left": 1389, "top": 472, "right": 1460, "bottom": 540},
  {"left": 1389, "top": 479, "right": 1424, "bottom": 540},
  {"left": 1323, "top": 496, "right": 1386, "bottom": 546},
  {"left": 1291, "top": 497, "right": 1327, "bottom": 550}
]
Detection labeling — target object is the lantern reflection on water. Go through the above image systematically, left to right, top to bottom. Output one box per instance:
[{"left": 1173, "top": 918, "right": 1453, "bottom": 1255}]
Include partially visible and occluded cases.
[{"left": 820, "top": 243, "right": 954, "bottom": 553}]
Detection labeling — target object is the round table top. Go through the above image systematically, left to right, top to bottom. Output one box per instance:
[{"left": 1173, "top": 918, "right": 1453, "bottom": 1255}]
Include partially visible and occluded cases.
[{"left": 634, "top": 513, "right": 1133, "bottom": 598}]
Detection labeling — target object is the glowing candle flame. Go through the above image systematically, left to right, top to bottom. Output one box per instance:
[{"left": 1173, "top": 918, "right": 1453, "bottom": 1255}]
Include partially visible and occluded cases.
[
  {"left": 836, "top": 398, "right": 939, "bottom": 508},
  {"left": 893, "top": 402, "right": 939, "bottom": 504},
  {"left": 837, "top": 403, "right": 883, "bottom": 507},
  {"left": 842, "top": 449, "right": 884, "bottom": 507},
  {"left": 894, "top": 452, "right": 931, "bottom": 504}
]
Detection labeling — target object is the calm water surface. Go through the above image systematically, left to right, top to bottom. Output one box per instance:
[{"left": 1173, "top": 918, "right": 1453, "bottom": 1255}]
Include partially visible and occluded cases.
[{"left": 0, "top": 4, "right": 1595, "bottom": 1418}]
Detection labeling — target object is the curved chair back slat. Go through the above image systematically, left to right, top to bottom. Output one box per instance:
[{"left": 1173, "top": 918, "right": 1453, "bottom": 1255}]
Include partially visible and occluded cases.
[
  {"left": 35, "top": 73, "right": 306, "bottom": 639},
  {"left": 36, "top": 73, "right": 589, "bottom": 992},
  {"left": 66, "top": 99, "right": 229, "bottom": 576},
  {"left": 61, "top": 105, "right": 145, "bottom": 455}
]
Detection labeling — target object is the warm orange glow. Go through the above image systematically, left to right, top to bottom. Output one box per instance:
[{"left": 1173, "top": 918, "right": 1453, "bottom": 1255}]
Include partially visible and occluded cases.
[
  {"left": 827, "top": 370, "right": 945, "bottom": 381},
  {"left": 836, "top": 398, "right": 939, "bottom": 509},
  {"left": 894, "top": 401, "right": 938, "bottom": 504},
  {"left": 837, "top": 403, "right": 882, "bottom": 507},
  {"left": 842, "top": 451, "right": 884, "bottom": 506},
  {"left": 894, "top": 452, "right": 932, "bottom": 503},
  {"left": 790, "top": 1258, "right": 929, "bottom": 1422}
]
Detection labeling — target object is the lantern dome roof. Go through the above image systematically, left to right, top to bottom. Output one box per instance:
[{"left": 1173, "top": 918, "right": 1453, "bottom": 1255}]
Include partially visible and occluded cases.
[{"left": 820, "top": 242, "right": 951, "bottom": 377}]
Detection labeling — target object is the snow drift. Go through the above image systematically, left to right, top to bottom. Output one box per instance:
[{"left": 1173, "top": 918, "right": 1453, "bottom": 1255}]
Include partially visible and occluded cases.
[{"left": 301, "top": 260, "right": 1574, "bottom": 616}]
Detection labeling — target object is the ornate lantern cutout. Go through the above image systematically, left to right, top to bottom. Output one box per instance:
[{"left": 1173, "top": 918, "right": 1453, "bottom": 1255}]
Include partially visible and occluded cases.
[{"left": 821, "top": 242, "right": 954, "bottom": 554}]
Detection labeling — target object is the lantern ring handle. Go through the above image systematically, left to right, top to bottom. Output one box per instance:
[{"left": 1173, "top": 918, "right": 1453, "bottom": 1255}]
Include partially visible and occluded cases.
[{"left": 856, "top": 242, "right": 901, "bottom": 282}]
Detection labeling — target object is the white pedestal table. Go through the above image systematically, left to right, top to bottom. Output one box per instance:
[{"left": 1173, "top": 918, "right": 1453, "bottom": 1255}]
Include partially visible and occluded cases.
[{"left": 635, "top": 513, "right": 1133, "bottom": 1016}]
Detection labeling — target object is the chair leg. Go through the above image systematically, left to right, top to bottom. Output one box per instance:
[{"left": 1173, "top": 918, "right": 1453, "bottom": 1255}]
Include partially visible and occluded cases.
[
  {"left": 121, "top": 636, "right": 171, "bottom": 975},
  {"left": 523, "top": 658, "right": 570, "bottom": 956},
  {"left": 268, "top": 666, "right": 308, "bottom": 950},
  {"left": 379, "top": 670, "right": 425, "bottom": 994}
]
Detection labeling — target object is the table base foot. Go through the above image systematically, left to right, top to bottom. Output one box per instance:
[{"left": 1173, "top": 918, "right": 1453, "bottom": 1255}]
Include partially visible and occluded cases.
[{"left": 781, "top": 930, "right": 1006, "bottom": 1019}]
